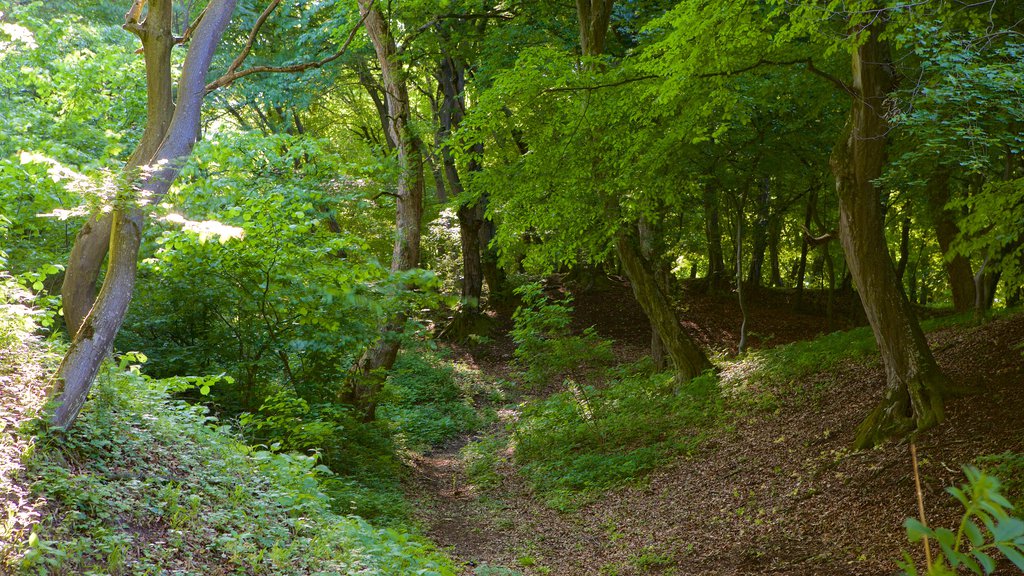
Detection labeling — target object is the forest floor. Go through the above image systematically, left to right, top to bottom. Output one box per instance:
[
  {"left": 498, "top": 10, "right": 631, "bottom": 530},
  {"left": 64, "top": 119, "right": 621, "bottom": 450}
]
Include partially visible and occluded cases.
[{"left": 407, "top": 279, "right": 1024, "bottom": 576}]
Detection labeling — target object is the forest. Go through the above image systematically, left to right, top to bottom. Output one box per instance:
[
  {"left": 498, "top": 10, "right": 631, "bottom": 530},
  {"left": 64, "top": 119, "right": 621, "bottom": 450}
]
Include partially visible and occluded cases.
[{"left": 0, "top": 0, "right": 1023, "bottom": 574}]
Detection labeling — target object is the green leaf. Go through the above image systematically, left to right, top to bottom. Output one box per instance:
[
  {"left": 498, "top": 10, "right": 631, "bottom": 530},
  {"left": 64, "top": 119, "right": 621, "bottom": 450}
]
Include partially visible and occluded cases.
[
  {"left": 996, "top": 544, "right": 1024, "bottom": 571},
  {"left": 970, "top": 549, "right": 995, "bottom": 574}
]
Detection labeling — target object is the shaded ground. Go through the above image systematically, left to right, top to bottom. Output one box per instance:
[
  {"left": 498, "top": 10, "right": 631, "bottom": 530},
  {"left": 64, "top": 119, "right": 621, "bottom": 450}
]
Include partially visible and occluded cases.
[{"left": 409, "top": 283, "right": 1024, "bottom": 575}]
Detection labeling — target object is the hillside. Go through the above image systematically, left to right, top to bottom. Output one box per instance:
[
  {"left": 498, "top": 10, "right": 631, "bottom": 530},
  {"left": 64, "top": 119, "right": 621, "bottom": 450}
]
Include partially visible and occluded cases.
[{"left": 407, "top": 283, "right": 1024, "bottom": 576}]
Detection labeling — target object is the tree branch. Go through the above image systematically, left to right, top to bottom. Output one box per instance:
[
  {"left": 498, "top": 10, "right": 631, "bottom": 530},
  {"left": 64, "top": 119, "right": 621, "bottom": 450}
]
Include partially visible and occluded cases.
[
  {"left": 205, "top": 0, "right": 373, "bottom": 93},
  {"left": 697, "top": 57, "right": 853, "bottom": 96},
  {"left": 542, "top": 74, "right": 660, "bottom": 93}
]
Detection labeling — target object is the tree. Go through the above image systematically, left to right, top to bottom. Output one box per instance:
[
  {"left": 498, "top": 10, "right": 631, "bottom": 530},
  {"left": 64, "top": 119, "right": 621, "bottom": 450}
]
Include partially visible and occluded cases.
[
  {"left": 50, "top": 0, "right": 238, "bottom": 428},
  {"left": 349, "top": 0, "right": 426, "bottom": 415},
  {"left": 828, "top": 10, "right": 949, "bottom": 448}
]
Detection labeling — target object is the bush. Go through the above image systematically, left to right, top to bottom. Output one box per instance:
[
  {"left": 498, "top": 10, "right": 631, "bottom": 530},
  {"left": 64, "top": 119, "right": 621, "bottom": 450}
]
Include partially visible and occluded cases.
[
  {"left": 510, "top": 282, "right": 613, "bottom": 389},
  {"left": 378, "top": 352, "right": 483, "bottom": 451},
  {"left": 11, "top": 359, "right": 457, "bottom": 575}
]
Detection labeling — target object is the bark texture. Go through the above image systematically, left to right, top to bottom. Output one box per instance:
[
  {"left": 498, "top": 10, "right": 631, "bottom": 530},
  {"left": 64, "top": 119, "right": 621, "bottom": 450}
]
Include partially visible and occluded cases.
[
  {"left": 51, "top": 0, "right": 237, "bottom": 428},
  {"left": 62, "top": 0, "right": 177, "bottom": 336},
  {"left": 352, "top": 0, "right": 425, "bottom": 412},
  {"left": 829, "top": 18, "right": 949, "bottom": 448},
  {"left": 616, "top": 231, "right": 711, "bottom": 380}
]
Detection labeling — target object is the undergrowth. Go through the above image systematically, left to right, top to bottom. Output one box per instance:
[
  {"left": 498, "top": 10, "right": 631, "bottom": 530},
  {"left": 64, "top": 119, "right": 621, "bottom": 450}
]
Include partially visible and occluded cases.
[
  {"left": 9, "top": 357, "right": 457, "bottom": 575},
  {"left": 512, "top": 367, "right": 720, "bottom": 510}
]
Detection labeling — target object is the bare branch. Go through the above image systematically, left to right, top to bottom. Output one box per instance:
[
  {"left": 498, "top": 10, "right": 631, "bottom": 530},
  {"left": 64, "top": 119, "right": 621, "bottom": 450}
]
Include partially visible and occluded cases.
[{"left": 223, "top": 0, "right": 283, "bottom": 78}]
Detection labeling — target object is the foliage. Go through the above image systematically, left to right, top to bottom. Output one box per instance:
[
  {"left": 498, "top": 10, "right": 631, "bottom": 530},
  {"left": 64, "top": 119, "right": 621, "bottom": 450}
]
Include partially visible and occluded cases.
[
  {"left": 510, "top": 283, "right": 614, "bottom": 389},
  {"left": 378, "top": 351, "right": 483, "bottom": 451},
  {"left": 11, "top": 355, "right": 457, "bottom": 575},
  {"left": 513, "top": 368, "right": 720, "bottom": 509},
  {"left": 461, "top": 434, "right": 508, "bottom": 491},
  {"left": 977, "top": 453, "right": 1024, "bottom": 511},
  {"left": 900, "top": 467, "right": 1024, "bottom": 575}
]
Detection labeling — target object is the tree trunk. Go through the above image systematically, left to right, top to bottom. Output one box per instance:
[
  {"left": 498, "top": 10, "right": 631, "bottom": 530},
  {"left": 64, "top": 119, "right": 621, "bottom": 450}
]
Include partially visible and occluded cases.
[
  {"left": 50, "top": 0, "right": 236, "bottom": 428},
  {"left": 62, "top": 0, "right": 178, "bottom": 337},
  {"left": 352, "top": 0, "right": 425, "bottom": 415},
  {"left": 830, "top": 18, "right": 949, "bottom": 449},
  {"left": 437, "top": 54, "right": 484, "bottom": 318},
  {"left": 925, "top": 171, "right": 975, "bottom": 312},
  {"left": 747, "top": 179, "right": 771, "bottom": 289},
  {"left": 703, "top": 182, "right": 727, "bottom": 292},
  {"left": 794, "top": 189, "right": 817, "bottom": 310},
  {"left": 768, "top": 214, "right": 783, "bottom": 287},
  {"left": 895, "top": 216, "right": 911, "bottom": 283},
  {"left": 639, "top": 217, "right": 667, "bottom": 370},
  {"left": 616, "top": 231, "right": 711, "bottom": 380}
]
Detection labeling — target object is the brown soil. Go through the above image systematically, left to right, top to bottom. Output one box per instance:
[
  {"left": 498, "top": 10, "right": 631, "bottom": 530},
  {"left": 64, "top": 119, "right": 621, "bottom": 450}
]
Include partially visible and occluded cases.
[{"left": 409, "top": 282, "right": 1024, "bottom": 576}]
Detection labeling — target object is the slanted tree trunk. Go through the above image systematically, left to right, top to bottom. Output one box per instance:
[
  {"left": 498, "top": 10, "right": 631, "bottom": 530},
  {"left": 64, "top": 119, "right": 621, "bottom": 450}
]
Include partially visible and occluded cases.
[
  {"left": 50, "top": 0, "right": 237, "bottom": 428},
  {"left": 352, "top": 0, "right": 425, "bottom": 415},
  {"left": 575, "top": 0, "right": 710, "bottom": 381},
  {"left": 61, "top": 1, "right": 179, "bottom": 337},
  {"left": 830, "top": 17, "right": 949, "bottom": 448},
  {"left": 925, "top": 171, "right": 975, "bottom": 312},
  {"left": 639, "top": 217, "right": 666, "bottom": 370},
  {"left": 617, "top": 231, "right": 711, "bottom": 379}
]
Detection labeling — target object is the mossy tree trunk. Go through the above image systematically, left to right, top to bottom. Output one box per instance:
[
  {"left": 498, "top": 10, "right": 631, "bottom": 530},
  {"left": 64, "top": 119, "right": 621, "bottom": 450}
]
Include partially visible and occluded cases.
[
  {"left": 51, "top": 0, "right": 237, "bottom": 428},
  {"left": 61, "top": 0, "right": 177, "bottom": 337},
  {"left": 351, "top": 0, "right": 425, "bottom": 416},
  {"left": 829, "top": 16, "right": 949, "bottom": 449}
]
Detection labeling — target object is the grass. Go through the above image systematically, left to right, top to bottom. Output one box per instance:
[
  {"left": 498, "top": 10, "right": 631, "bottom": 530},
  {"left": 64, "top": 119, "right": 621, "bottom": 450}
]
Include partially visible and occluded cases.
[{"left": 512, "top": 366, "right": 721, "bottom": 510}]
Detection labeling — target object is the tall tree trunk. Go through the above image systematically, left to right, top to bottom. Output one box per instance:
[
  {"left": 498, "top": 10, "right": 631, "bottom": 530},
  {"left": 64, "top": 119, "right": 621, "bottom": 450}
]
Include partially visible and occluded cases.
[
  {"left": 50, "top": 0, "right": 236, "bottom": 428},
  {"left": 352, "top": 0, "right": 425, "bottom": 415},
  {"left": 61, "top": 1, "right": 178, "bottom": 337},
  {"left": 830, "top": 17, "right": 949, "bottom": 449},
  {"left": 437, "top": 55, "right": 484, "bottom": 319},
  {"left": 925, "top": 171, "right": 975, "bottom": 312},
  {"left": 747, "top": 179, "right": 771, "bottom": 289},
  {"left": 703, "top": 182, "right": 727, "bottom": 293},
  {"left": 768, "top": 214, "right": 783, "bottom": 287},
  {"left": 895, "top": 216, "right": 911, "bottom": 283}
]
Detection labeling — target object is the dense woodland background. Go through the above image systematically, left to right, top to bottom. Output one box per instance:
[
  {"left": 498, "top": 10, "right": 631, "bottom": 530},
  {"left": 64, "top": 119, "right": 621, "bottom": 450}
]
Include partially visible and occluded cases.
[{"left": 1, "top": 0, "right": 1023, "bottom": 574}]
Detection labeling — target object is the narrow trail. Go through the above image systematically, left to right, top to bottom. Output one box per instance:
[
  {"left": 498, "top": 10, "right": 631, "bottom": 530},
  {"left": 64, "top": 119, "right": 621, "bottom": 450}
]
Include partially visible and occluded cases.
[{"left": 406, "top": 282, "right": 1024, "bottom": 576}]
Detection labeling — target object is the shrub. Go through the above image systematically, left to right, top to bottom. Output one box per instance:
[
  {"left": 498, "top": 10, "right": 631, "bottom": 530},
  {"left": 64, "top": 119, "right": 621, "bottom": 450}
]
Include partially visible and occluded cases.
[
  {"left": 510, "top": 282, "right": 613, "bottom": 389},
  {"left": 378, "top": 352, "right": 483, "bottom": 451},
  {"left": 900, "top": 466, "right": 1024, "bottom": 575}
]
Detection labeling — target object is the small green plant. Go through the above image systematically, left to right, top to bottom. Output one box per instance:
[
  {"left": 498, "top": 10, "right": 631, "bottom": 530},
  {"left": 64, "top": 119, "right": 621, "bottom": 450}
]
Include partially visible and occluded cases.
[
  {"left": 510, "top": 283, "right": 613, "bottom": 388},
  {"left": 513, "top": 370, "right": 719, "bottom": 508},
  {"left": 462, "top": 435, "right": 507, "bottom": 490},
  {"left": 900, "top": 466, "right": 1024, "bottom": 575},
  {"left": 631, "top": 546, "right": 675, "bottom": 570}
]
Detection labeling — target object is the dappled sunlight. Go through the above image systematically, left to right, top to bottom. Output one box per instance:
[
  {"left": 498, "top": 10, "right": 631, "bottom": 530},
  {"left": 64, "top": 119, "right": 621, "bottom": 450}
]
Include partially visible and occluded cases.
[{"left": 160, "top": 212, "right": 245, "bottom": 243}]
